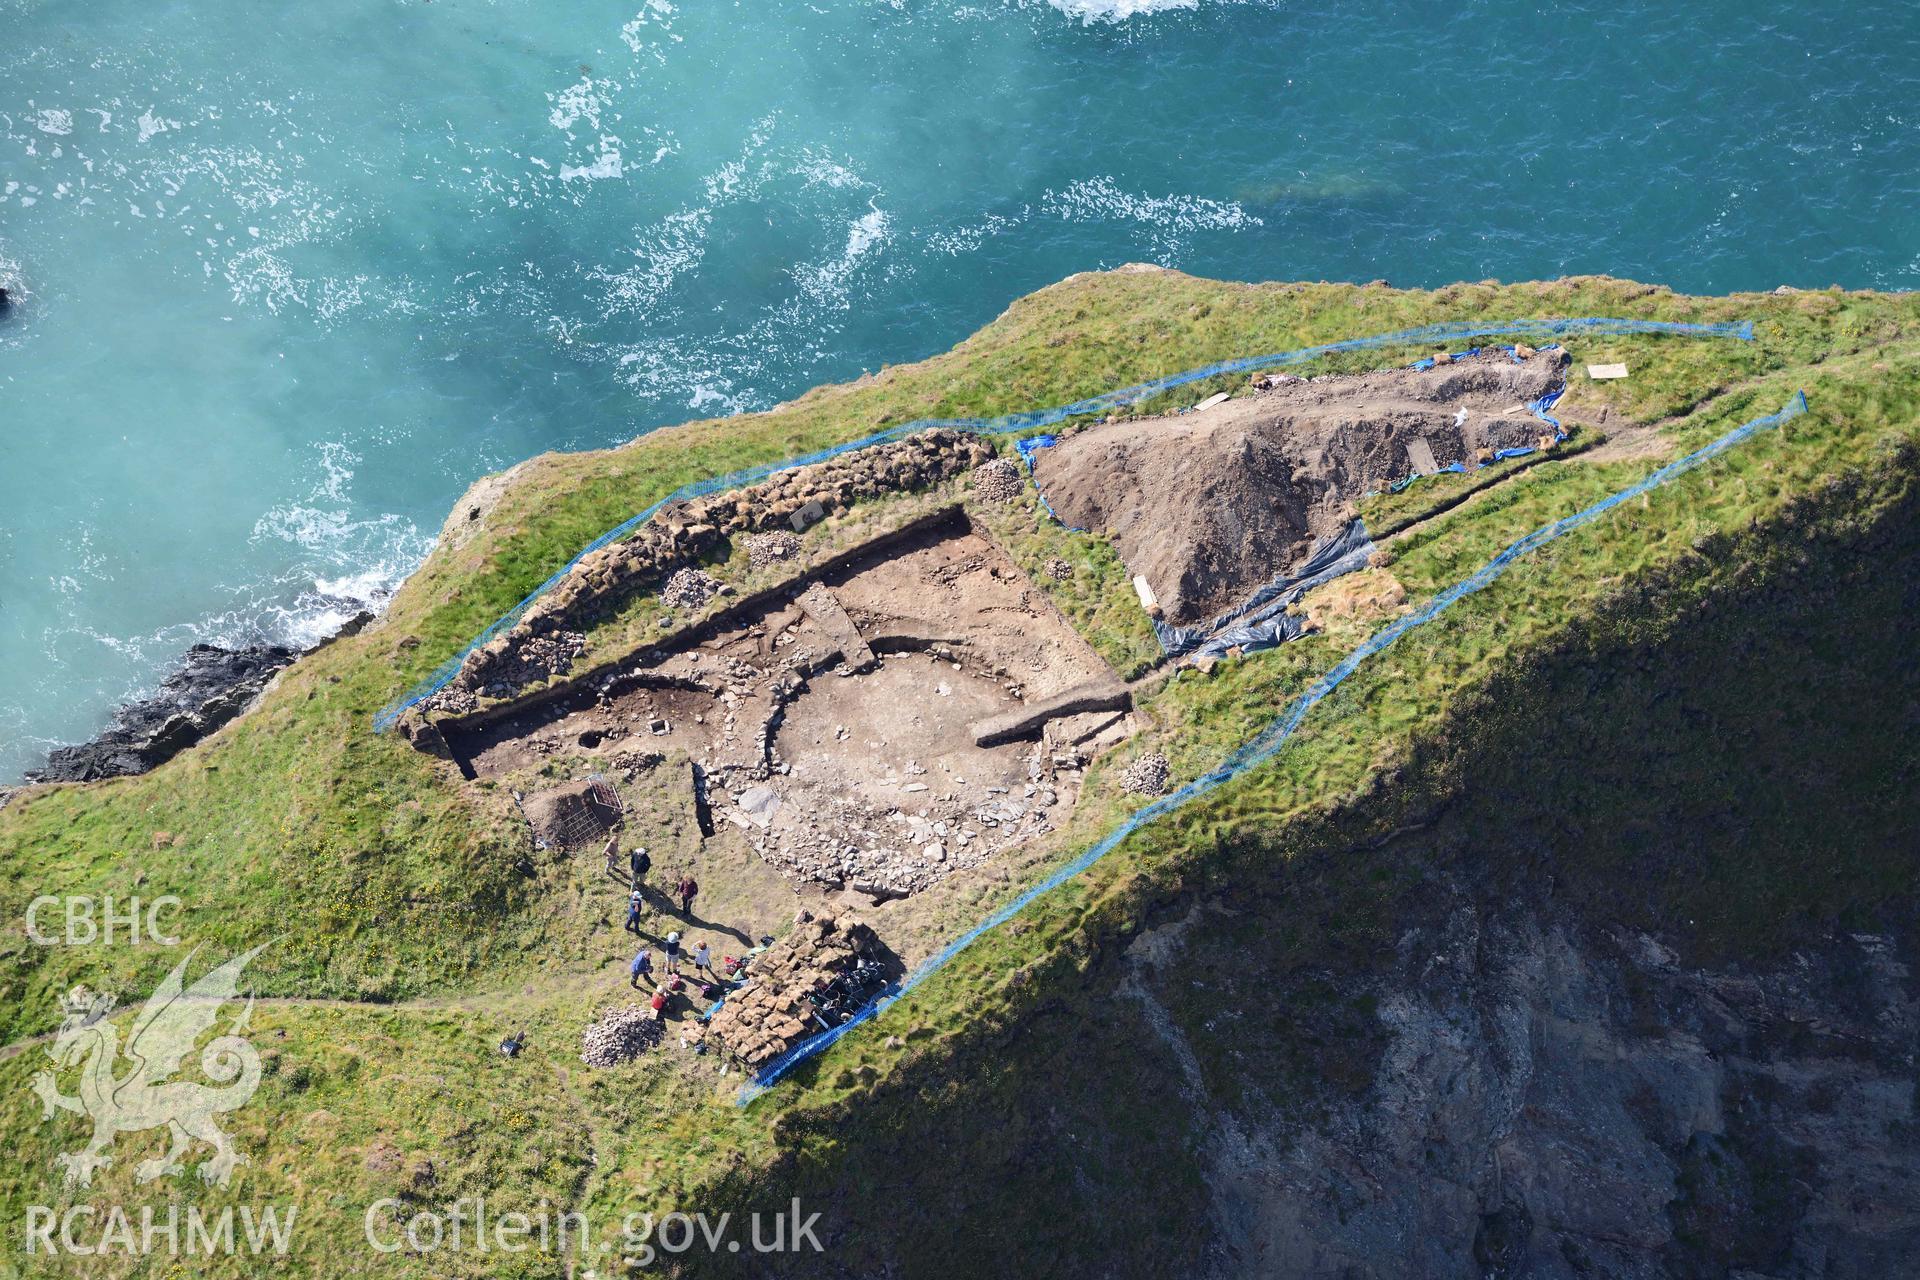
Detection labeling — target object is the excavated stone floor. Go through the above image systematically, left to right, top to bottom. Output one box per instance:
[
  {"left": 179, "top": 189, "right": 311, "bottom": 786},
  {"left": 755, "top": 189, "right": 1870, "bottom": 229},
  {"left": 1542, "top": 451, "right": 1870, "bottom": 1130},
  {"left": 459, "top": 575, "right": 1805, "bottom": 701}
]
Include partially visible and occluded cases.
[{"left": 441, "top": 509, "right": 1134, "bottom": 901}]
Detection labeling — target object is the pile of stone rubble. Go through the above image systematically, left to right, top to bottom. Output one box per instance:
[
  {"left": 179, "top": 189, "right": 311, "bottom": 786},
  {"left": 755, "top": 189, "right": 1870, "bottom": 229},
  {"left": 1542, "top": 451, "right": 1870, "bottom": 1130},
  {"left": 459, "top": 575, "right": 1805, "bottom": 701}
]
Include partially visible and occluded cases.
[
  {"left": 970, "top": 457, "right": 1025, "bottom": 503},
  {"left": 745, "top": 531, "right": 802, "bottom": 568},
  {"left": 660, "top": 567, "right": 722, "bottom": 611},
  {"left": 1121, "top": 751, "right": 1171, "bottom": 795},
  {"left": 749, "top": 758, "right": 1066, "bottom": 901},
  {"left": 580, "top": 1004, "right": 663, "bottom": 1066}
]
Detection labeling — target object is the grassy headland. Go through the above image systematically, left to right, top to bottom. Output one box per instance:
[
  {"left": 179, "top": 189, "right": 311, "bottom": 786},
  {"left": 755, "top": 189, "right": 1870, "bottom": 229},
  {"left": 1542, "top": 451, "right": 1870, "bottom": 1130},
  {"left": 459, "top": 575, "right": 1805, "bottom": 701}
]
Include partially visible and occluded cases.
[{"left": 1, "top": 271, "right": 1916, "bottom": 1274}]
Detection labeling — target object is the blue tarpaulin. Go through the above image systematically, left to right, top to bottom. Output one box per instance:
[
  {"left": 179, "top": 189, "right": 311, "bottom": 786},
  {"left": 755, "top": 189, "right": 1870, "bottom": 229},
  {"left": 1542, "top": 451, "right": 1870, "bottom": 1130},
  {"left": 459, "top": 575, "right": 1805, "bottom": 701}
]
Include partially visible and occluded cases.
[
  {"left": 1013, "top": 433, "right": 1085, "bottom": 531},
  {"left": 1154, "top": 518, "right": 1378, "bottom": 661}
]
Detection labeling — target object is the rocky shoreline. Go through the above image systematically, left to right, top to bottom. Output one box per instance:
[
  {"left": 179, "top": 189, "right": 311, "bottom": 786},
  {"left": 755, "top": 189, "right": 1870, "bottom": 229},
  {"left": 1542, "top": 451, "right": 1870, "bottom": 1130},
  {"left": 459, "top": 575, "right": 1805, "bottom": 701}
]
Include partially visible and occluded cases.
[{"left": 26, "top": 612, "right": 373, "bottom": 784}]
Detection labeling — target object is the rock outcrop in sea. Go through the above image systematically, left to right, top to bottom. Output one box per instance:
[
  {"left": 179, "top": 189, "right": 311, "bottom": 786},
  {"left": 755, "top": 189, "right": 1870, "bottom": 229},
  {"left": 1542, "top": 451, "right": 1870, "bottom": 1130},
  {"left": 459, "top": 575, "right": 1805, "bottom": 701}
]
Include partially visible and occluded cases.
[
  {"left": 28, "top": 612, "right": 372, "bottom": 783},
  {"left": 28, "top": 644, "right": 300, "bottom": 782}
]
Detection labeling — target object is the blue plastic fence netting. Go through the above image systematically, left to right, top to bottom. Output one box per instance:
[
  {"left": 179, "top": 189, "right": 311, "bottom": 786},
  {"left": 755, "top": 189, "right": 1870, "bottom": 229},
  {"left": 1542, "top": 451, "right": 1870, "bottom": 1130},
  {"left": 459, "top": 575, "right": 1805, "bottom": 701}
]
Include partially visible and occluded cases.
[
  {"left": 373, "top": 316, "right": 1754, "bottom": 731},
  {"left": 736, "top": 390, "right": 1808, "bottom": 1103},
  {"left": 1012, "top": 433, "right": 1086, "bottom": 531}
]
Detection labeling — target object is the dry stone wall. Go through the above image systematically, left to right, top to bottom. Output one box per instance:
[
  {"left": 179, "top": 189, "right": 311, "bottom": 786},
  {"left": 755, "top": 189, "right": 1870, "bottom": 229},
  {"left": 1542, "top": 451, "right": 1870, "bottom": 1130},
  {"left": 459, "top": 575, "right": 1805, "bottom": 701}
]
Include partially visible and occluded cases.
[{"left": 438, "top": 429, "right": 996, "bottom": 704}]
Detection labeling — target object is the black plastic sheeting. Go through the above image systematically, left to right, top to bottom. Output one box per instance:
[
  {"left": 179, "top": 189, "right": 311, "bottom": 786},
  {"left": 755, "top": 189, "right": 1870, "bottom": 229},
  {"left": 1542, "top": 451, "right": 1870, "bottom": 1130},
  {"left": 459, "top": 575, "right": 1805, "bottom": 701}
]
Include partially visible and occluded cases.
[{"left": 1154, "top": 518, "right": 1377, "bottom": 661}]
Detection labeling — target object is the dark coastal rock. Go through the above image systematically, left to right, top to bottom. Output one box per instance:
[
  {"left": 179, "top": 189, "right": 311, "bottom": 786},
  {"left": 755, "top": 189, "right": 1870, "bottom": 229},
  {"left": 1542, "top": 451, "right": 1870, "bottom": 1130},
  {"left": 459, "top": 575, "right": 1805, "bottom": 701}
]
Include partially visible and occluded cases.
[
  {"left": 27, "top": 608, "right": 377, "bottom": 784},
  {"left": 29, "top": 643, "right": 299, "bottom": 783}
]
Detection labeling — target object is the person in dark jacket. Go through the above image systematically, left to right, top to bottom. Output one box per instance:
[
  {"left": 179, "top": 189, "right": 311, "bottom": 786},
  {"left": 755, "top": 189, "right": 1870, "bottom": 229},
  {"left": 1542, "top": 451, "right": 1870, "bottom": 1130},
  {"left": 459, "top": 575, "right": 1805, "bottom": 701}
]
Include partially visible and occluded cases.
[{"left": 629, "top": 845, "right": 651, "bottom": 889}]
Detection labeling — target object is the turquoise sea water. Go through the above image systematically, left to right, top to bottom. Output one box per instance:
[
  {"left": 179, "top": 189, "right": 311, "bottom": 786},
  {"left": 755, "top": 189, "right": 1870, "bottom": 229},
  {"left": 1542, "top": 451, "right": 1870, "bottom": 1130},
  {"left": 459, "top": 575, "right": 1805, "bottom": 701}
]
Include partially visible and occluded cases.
[{"left": 2, "top": 0, "right": 1917, "bottom": 780}]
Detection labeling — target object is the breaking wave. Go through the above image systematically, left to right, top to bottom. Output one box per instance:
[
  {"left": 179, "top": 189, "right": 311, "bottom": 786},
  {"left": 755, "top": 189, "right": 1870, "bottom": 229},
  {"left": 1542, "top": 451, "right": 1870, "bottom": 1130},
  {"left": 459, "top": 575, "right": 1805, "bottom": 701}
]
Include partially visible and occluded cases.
[{"left": 1045, "top": 0, "right": 1201, "bottom": 21}]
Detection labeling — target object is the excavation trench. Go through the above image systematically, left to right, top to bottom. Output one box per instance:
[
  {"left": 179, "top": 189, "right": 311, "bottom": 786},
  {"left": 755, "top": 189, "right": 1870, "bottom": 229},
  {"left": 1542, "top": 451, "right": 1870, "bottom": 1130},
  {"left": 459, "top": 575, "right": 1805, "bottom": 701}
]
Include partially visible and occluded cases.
[
  {"left": 415, "top": 348, "right": 1598, "bottom": 1075},
  {"left": 436, "top": 509, "right": 1135, "bottom": 901}
]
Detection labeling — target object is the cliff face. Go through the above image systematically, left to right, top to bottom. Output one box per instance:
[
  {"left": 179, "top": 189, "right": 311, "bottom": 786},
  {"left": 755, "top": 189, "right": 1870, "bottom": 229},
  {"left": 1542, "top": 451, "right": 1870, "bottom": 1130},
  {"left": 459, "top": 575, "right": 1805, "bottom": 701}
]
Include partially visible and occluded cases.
[
  {"left": 696, "top": 432, "right": 1920, "bottom": 1280},
  {"left": 1135, "top": 468, "right": 1920, "bottom": 1278},
  {"left": 1130, "top": 900, "right": 1916, "bottom": 1278}
]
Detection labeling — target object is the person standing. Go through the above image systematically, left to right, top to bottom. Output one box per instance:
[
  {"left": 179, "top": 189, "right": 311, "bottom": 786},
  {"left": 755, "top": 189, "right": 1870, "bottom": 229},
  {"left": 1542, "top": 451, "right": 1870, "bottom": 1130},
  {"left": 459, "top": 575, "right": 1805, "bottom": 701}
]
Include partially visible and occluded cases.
[
  {"left": 629, "top": 845, "right": 651, "bottom": 890},
  {"left": 677, "top": 874, "right": 699, "bottom": 918},
  {"left": 624, "top": 886, "right": 644, "bottom": 935},
  {"left": 664, "top": 931, "right": 682, "bottom": 975},
  {"left": 692, "top": 941, "right": 715, "bottom": 979},
  {"left": 629, "top": 947, "right": 654, "bottom": 990}
]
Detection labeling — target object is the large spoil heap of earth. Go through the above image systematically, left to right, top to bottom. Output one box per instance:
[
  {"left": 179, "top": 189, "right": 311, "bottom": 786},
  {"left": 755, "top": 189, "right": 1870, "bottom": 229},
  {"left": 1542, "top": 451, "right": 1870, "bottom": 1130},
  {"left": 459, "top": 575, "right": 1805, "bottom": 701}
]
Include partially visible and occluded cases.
[{"left": 1031, "top": 347, "right": 1569, "bottom": 622}]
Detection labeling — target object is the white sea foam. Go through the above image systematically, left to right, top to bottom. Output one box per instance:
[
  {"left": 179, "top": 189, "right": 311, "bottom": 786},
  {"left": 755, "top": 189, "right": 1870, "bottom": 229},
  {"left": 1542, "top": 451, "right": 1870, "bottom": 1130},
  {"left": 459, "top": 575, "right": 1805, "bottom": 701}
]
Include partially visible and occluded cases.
[
  {"left": 620, "top": 0, "right": 678, "bottom": 54},
  {"left": 1045, "top": 0, "right": 1199, "bottom": 22},
  {"left": 548, "top": 76, "right": 620, "bottom": 134},
  {"left": 135, "top": 109, "right": 177, "bottom": 142},
  {"left": 587, "top": 124, "right": 907, "bottom": 417},
  {"left": 560, "top": 139, "right": 625, "bottom": 182},
  {"left": 796, "top": 147, "right": 866, "bottom": 191},
  {"left": 1040, "top": 175, "right": 1261, "bottom": 256},
  {"left": 782, "top": 203, "right": 893, "bottom": 321},
  {"left": 592, "top": 205, "right": 712, "bottom": 316},
  {"left": 845, "top": 206, "right": 891, "bottom": 260},
  {"left": 924, "top": 210, "right": 1023, "bottom": 255},
  {"left": 224, "top": 244, "right": 306, "bottom": 312},
  {"left": 615, "top": 338, "right": 752, "bottom": 415},
  {"left": 221, "top": 440, "right": 433, "bottom": 652},
  {"left": 315, "top": 441, "right": 359, "bottom": 503},
  {"left": 243, "top": 504, "right": 428, "bottom": 642},
  {"left": 271, "top": 562, "right": 404, "bottom": 648}
]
